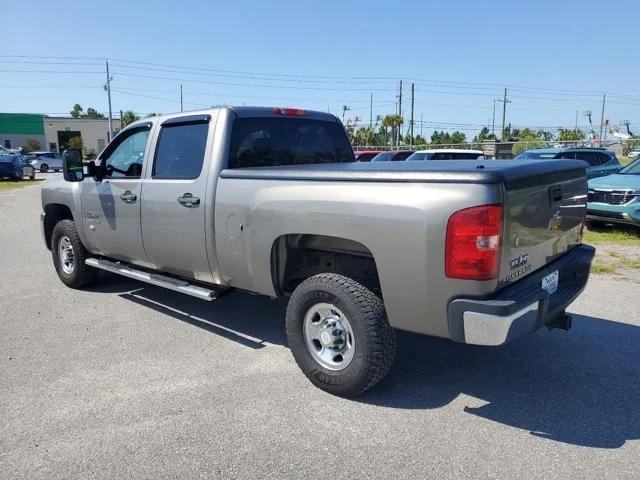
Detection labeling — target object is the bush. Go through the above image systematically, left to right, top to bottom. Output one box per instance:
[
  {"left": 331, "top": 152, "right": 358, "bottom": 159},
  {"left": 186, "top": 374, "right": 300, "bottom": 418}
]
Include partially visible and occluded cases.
[
  {"left": 512, "top": 135, "right": 546, "bottom": 156},
  {"left": 24, "top": 137, "right": 41, "bottom": 152},
  {"left": 623, "top": 138, "right": 640, "bottom": 156}
]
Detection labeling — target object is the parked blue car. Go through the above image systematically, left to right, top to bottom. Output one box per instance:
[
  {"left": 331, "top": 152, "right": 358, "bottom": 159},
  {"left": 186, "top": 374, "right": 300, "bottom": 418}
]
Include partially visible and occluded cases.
[
  {"left": 514, "top": 147, "right": 621, "bottom": 179},
  {"left": 587, "top": 158, "right": 640, "bottom": 226}
]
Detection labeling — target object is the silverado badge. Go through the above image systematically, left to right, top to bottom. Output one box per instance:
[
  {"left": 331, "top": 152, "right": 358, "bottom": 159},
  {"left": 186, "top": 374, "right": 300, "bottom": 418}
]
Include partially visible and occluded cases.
[{"left": 509, "top": 252, "right": 530, "bottom": 270}]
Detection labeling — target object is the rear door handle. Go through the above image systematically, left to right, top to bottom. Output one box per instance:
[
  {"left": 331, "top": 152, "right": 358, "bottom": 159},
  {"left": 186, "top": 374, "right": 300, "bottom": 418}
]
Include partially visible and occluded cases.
[
  {"left": 120, "top": 191, "right": 137, "bottom": 204},
  {"left": 177, "top": 193, "right": 200, "bottom": 208}
]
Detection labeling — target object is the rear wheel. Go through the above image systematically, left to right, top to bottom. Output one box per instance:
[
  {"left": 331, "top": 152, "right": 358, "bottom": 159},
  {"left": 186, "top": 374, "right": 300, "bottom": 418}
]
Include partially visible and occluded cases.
[
  {"left": 40, "top": 164, "right": 48, "bottom": 173},
  {"left": 51, "top": 220, "right": 98, "bottom": 288},
  {"left": 286, "top": 273, "right": 396, "bottom": 397}
]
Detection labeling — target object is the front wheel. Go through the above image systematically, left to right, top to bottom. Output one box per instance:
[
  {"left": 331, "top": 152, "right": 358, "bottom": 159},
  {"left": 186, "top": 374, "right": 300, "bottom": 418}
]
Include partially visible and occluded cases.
[
  {"left": 40, "top": 164, "right": 48, "bottom": 173},
  {"left": 51, "top": 219, "right": 98, "bottom": 289},
  {"left": 286, "top": 273, "right": 396, "bottom": 397}
]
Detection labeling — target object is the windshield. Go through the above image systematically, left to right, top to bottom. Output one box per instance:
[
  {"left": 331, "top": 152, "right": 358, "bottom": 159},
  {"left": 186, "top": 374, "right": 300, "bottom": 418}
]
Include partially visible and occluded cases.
[
  {"left": 229, "top": 117, "right": 354, "bottom": 168},
  {"left": 514, "top": 151, "right": 558, "bottom": 160},
  {"left": 371, "top": 152, "right": 394, "bottom": 162},
  {"left": 406, "top": 152, "right": 428, "bottom": 161},
  {"left": 619, "top": 158, "right": 640, "bottom": 175}
]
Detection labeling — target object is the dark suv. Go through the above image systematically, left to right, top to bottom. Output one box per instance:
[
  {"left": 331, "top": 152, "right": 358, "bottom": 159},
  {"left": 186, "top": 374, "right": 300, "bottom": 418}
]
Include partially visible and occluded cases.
[{"left": 514, "top": 147, "right": 621, "bottom": 179}]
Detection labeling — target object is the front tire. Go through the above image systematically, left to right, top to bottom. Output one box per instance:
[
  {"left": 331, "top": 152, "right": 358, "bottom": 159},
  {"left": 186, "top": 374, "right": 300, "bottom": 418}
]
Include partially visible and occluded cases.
[
  {"left": 40, "top": 164, "right": 48, "bottom": 173},
  {"left": 51, "top": 219, "right": 98, "bottom": 289},
  {"left": 286, "top": 273, "right": 396, "bottom": 397}
]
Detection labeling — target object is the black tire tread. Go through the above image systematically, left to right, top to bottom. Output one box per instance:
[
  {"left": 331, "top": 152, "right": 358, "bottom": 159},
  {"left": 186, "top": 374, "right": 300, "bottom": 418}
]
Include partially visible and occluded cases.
[
  {"left": 51, "top": 219, "right": 98, "bottom": 289},
  {"left": 286, "top": 273, "right": 396, "bottom": 397}
]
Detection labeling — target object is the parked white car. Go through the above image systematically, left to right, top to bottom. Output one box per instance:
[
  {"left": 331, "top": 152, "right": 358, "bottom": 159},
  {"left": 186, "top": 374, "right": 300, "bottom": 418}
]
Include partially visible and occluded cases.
[
  {"left": 629, "top": 147, "right": 640, "bottom": 159},
  {"left": 406, "top": 149, "right": 485, "bottom": 161},
  {"left": 29, "top": 151, "right": 63, "bottom": 172}
]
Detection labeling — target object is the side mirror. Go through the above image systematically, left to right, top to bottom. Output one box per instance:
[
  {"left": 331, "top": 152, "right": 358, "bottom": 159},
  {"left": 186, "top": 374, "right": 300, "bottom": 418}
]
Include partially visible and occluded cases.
[{"left": 62, "top": 149, "right": 84, "bottom": 182}]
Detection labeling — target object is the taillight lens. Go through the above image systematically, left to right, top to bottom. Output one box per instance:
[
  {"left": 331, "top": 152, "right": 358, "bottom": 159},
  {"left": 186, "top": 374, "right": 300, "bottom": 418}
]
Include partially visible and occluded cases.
[{"left": 445, "top": 204, "right": 503, "bottom": 280}]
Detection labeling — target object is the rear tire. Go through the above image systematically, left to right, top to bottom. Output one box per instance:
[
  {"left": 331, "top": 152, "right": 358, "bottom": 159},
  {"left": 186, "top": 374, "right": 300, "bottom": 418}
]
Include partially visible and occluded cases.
[
  {"left": 40, "top": 164, "right": 48, "bottom": 173},
  {"left": 51, "top": 219, "right": 98, "bottom": 289},
  {"left": 286, "top": 273, "right": 396, "bottom": 397}
]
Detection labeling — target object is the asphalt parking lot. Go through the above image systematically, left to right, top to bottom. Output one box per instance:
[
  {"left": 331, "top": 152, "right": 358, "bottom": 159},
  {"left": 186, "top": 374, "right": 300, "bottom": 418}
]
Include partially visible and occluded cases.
[{"left": 1, "top": 182, "right": 639, "bottom": 479}]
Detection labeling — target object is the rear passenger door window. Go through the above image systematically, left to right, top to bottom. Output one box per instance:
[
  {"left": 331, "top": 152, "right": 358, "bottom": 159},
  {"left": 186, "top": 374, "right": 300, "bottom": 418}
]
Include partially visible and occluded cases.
[
  {"left": 153, "top": 120, "right": 209, "bottom": 179},
  {"left": 574, "top": 152, "right": 607, "bottom": 166}
]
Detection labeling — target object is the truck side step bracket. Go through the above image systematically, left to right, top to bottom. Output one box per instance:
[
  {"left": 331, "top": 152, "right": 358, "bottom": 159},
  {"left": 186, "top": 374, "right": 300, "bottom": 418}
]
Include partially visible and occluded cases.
[{"left": 85, "top": 258, "right": 220, "bottom": 301}]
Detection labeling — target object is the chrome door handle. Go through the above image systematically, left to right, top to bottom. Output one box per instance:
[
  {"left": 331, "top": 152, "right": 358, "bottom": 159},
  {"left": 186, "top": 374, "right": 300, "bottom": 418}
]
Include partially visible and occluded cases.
[
  {"left": 120, "top": 191, "right": 137, "bottom": 204},
  {"left": 177, "top": 193, "right": 200, "bottom": 208}
]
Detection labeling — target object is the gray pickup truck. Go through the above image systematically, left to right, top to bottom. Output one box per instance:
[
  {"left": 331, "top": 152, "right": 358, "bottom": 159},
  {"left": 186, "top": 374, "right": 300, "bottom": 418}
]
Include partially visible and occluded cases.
[{"left": 41, "top": 107, "right": 594, "bottom": 396}]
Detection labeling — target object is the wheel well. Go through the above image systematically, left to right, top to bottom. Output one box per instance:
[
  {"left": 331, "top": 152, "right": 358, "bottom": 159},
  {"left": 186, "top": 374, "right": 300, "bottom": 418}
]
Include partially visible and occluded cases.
[
  {"left": 43, "top": 204, "right": 73, "bottom": 249},
  {"left": 270, "top": 234, "right": 381, "bottom": 297}
]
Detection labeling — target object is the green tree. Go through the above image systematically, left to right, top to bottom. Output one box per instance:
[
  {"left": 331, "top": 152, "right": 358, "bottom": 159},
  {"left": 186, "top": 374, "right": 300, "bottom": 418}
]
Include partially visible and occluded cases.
[
  {"left": 70, "top": 104, "right": 83, "bottom": 118},
  {"left": 83, "top": 107, "right": 105, "bottom": 119},
  {"left": 120, "top": 111, "right": 140, "bottom": 128},
  {"left": 381, "top": 115, "right": 404, "bottom": 146},
  {"left": 352, "top": 127, "right": 375, "bottom": 146},
  {"left": 472, "top": 127, "right": 498, "bottom": 144},
  {"left": 556, "top": 128, "right": 586, "bottom": 142},
  {"left": 431, "top": 130, "right": 450, "bottom": 145},
  {"left": 450, "top": 131, "right": 467, "bottom": 145},
  {"left": 512, "top": 134, "right": 547, "bottom": 156},
  {"left": 413, "top": 135, "right": 427, "bottom": 145},
  {"left": 67, "top": 136, "right": 84, "bottom": 152},
  {"left": 24, "top": 137, "right": 41, "bottom": 152}
]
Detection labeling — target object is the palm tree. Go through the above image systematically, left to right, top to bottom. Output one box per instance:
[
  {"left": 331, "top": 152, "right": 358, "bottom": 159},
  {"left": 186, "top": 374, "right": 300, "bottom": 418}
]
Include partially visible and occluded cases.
[{"left": 381, "top": 115, "right": 404, "bottom": 147}]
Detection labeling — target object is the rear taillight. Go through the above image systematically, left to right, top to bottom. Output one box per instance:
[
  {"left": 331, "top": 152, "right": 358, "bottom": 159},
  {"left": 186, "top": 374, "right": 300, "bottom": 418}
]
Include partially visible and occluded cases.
[
  {"left": 273, "top": 107, "right": 307, "bottom": 116},
  {"left": 445, "top": 204, "right": 503, "bottom": 280}
]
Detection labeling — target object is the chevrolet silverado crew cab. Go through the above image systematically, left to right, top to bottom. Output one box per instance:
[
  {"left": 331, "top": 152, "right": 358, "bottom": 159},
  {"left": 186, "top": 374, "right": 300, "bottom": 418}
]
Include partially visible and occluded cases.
[{"left": 41, "top": 107, "right": 594, "bottom": 397}]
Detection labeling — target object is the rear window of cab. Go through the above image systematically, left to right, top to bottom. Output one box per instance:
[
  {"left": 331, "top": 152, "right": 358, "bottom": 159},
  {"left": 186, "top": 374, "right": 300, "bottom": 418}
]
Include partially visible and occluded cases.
[{"left": 228, "top": 117, "right": 354, "bottom": 168}]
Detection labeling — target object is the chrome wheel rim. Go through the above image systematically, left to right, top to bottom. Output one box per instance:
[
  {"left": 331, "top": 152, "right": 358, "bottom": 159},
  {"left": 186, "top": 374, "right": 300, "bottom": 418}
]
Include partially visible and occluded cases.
[
  {"left": 58, "top": 236, "right": 75, "bottom": 274},
  {"left": 303, "top": 303, "right": 355, "bottom": 371}
]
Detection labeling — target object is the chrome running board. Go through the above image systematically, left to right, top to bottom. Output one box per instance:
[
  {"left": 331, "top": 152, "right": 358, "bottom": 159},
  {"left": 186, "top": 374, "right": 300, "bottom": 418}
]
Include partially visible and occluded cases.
[{"left": 85, "top": 258, "right": 218, "bottom": 301}]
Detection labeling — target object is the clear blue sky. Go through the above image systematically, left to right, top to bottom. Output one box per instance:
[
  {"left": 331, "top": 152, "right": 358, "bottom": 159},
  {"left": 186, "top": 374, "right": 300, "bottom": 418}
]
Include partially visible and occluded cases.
[{"left": 1, "top": 0, "right": 638, "bottom": 138}]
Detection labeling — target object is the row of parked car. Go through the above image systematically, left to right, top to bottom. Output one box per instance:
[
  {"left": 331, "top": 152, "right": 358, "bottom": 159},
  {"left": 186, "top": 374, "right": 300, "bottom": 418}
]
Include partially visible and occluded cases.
[
  {"left": 354, "top": 146, "right": 640, "bottom": 228},
  {"left": 0, "top": 151, "right": 64, "bottom": 181}
]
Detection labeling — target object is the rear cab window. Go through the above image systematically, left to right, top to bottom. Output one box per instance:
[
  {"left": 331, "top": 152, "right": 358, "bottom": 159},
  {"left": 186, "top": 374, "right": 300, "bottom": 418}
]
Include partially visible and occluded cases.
[
  {"left": 153, "top": 117, "right": 210, "bottom": 179},
  {"left": 228, "top": 117, "right": 353, "bottom": 168}
]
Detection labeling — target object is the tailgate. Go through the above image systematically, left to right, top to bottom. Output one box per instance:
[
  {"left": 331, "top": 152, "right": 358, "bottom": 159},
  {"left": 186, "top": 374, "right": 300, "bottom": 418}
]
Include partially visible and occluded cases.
[{"left": 499, "top": 167, "right": 587, "bottom": 287}]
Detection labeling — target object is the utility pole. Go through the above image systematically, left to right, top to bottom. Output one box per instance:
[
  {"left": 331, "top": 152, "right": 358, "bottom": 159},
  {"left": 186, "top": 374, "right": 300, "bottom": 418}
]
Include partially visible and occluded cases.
[
  {"left": 105, "top": 60, "right": 113, "bottom": 141},
  {"left": 398, "top": 80, "right": 403, "bottom": 146},
  {"left": 410, "top": 83, "right": 415, "bottom": 143},
  {"left": 180, "top": 85, "right": 183, "bottom": 112},
  {"left": 499, "top": 87, "right": 510, "bottom": 142},
  {"left": 369, "top": 92, "right": 373, "bottom": 129},
  {"left": 599, "top": 93, "right": 606, "bottom": 145},
  {"left": 491, "top": 100, "right": 497, "bottom": 134},
  {"left": 575, "top": 110, "right": 578, "bottom": 131},
  {"left": 420, "top": 113, "right": 423, "bottom": 139}
]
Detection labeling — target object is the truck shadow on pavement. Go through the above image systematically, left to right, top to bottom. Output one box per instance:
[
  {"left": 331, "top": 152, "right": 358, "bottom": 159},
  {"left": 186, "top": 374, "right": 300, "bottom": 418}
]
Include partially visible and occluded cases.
[
  {"left": 89, "top": 273, "right": 289, "bottom": 349},
  {"left": 89, "top": 274, "right": 638, "bottom": 449},
  {"left": 361, "top": 314, "right": 640, "bottom": 449}
]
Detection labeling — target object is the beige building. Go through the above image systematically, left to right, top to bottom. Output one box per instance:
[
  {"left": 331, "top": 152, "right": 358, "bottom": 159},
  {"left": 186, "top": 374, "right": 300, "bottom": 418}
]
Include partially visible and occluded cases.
[{"left": 43, "top": 116, "right": 122, "bottom": 154}]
